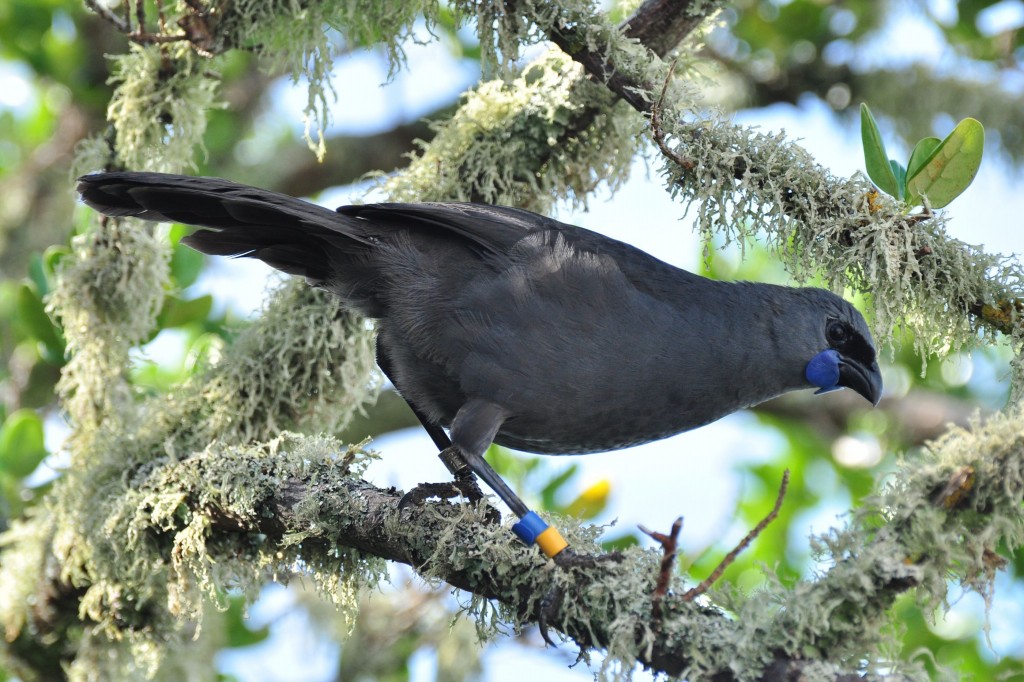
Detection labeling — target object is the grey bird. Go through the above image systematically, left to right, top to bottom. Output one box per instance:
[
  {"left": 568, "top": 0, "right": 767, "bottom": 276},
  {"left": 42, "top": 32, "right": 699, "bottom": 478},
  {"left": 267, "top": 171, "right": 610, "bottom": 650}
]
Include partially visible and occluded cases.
[{"left": 77, "top": 172, "right": 882, "bottom": 552}]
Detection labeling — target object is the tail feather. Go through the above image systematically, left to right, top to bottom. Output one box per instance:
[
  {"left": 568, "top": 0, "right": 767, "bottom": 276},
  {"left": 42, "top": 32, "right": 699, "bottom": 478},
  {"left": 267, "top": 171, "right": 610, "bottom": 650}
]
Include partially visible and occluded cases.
[{"left": 77, "top": 171, "right": 362, "bottom": 282}]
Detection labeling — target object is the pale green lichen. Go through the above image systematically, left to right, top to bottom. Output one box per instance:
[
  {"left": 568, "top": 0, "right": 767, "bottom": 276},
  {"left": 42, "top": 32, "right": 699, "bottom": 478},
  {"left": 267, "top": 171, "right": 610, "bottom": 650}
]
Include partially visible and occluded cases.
[
  {"left": 19, "top": 0, "right": 1024, "bottom": 678},
  {"left": 214, "top": 0, "right": 437, "bottom": 159},
  {"left": 450, "top": 0, "right": 609, "bottom": 76},
  {"left": 105, "top": 44, "right": 220, "bottom": 173},
  {"left": 382, "top": 49, "right": 642, "bottom": 212},
  {"left": 69, "top": 134, "right": 113, "bottom": 183},
  {"left": 48, "top": 219, "right": 170, "bottom": 436},
  {"left": 28, "top": 233, "right": 377, "bottom": 680},
  {"left": 93, "top": 280, "right": 379, "bottom": 465},
  {"left": 194, "top": 281, "right": 380, "bottom": 445},
  {"left": 1011, "top": 342, "right": 1024, "bottom": 405},
  {"left": 441, "top": 401, "right": 1022, "bottom": 681},
  {"left": 702, "top": 405, "right": 1024, "bottom": 681},
  {"left": 42, "top": 433, "right": 383, "bottom": 680},
  {"left": 375, "top": 500, "right": 679, "bottom": 680},
  {"left": 0, "top": 509, "right": 52, "bottom": 646},
  {"left": 69, "top": 599, "right": 228, "bottom": 682}
]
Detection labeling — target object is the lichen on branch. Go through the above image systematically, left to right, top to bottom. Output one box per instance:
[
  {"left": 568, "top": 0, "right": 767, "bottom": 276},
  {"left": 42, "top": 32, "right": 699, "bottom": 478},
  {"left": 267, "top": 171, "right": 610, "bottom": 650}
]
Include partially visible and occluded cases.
[
  {"left": 380, "top": 49, "right": 641, "bottom": 212},
  {"left": 657, "top": 110, "right": 1024, "bottom": 370}
]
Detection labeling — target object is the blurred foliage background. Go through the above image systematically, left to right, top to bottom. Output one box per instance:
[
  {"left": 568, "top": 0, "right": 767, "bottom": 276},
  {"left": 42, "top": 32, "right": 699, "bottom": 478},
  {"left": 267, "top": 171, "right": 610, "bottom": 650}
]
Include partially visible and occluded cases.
[{"left": 1, "top": 0, "right": 1022, "bottom": 679}]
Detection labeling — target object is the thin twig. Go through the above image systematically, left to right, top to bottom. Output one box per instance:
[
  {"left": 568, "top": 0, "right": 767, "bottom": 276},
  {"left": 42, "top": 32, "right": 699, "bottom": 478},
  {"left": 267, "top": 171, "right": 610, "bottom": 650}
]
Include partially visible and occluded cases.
[
  {"left": 84, "top": 0, "right": 129, "bottom": 32},
  {"left": 84, "top": 0, "right": 191, "bottom": 48},
  {"left": 135, "top": 0, "right": 145, "bottom": 35},
  {"left": 157, "top": 0, "right": 167, "bottom": 34},
  {"left": 126, "top": 31, "right": 191, "bottom": 45},
  {"left": 649, "top": 57, "right": 695, "bottom": 170},
  {"left": 683, "top": 470, "right": 790, "bottom": 602},
  {"left": 638, "top": 516, "right": 683, "bottom": 620}
]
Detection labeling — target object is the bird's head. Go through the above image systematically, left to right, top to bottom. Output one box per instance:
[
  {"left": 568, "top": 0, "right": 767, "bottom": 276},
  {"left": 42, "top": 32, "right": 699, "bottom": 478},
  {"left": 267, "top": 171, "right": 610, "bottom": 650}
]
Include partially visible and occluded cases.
[{"left": 797, "top": 289, "right": 883, "bottom": 405}]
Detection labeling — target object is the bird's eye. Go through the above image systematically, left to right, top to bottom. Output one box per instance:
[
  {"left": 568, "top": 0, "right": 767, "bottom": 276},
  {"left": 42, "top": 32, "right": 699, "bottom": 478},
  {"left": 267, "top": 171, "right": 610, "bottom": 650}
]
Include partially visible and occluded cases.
[{"left": 827, "top": 321, "right": 848, "bottom": 344}]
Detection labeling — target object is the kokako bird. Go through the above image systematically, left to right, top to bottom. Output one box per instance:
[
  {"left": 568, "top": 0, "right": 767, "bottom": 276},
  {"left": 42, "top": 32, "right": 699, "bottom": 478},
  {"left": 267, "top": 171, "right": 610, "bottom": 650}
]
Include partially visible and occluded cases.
[{"left": 77, "top": 172, "right": 883, "bottom": 558}]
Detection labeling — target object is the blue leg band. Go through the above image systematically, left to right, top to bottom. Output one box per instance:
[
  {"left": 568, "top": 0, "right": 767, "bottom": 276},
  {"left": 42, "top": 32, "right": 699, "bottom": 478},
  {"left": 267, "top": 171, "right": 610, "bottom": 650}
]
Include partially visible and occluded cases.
[{"left": 512, "top": 511, "right": 569, "bottom": 557}]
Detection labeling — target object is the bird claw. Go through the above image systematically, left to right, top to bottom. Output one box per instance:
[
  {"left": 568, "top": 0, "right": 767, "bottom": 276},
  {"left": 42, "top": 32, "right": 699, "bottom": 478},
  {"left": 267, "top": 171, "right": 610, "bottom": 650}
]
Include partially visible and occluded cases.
[
  {"left": 453, "top": 468, "right": 486, "bottom": 501},
  {"left": 397, "top": 479, "right": 502, "bottom": 525},
  {"left": 397, "top": 480, "right": 478, "bottom": 509},
  {"left": 536, "top": 549, "right": 622, "bottom": 645},
  {"left": 537, "top": 583, "right": 565, "bottom": 647}
]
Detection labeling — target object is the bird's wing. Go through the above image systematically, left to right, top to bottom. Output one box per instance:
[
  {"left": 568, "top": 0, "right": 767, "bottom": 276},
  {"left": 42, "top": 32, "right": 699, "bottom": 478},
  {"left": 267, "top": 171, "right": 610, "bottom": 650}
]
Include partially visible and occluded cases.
[
  {"left": 336, "top": 202, "right": 558, "bottom": 257},
  {"left": 340, "top": 202, "right": 711, "bottom": 303}
]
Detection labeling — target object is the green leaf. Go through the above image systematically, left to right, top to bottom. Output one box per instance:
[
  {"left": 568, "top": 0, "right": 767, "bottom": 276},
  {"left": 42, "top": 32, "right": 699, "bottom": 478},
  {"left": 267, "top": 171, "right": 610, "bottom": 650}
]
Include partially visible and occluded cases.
[
  {"left": 860, "top": 103, "right": 900, "bottom": 198},
  {"left": 905, "top": 118, "right": 985, "bottom": 208},
  {"left": 906, "top": 136, "right": 941, "bottom": 182},
  {"left": 889, "top": 159, "right": 907, "bottom": 200},
  {"left": 170, "top": 227, "right": 205, "bottom": 288},
  {"left": 28, "top": 253, "right": 48, "bottom": 296},
  {"left": 16, "top": 282, "right": 65, "bottom": 361},
  {"left": 158, "top": 295, "right": 213, "bottom": 329},
  {"left": 184, "top": 332, "right": 226, "bottom": 373},
  {"left": 0, "top": 408, "right": 47, "bottom": 478},
  {"left": 539, "top": 464, "right": 577, "bottom": 509},
  {"left": 601, "top": 532, "right": 640, "bottom": 552},
  {"left": 223, "top": 594, "right": 269, "bottom": 648}
]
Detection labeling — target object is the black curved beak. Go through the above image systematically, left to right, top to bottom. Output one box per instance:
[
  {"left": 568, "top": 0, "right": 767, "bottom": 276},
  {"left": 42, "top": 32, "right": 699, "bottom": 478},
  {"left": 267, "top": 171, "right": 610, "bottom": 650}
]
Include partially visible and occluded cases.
[{"left": 839, "top": 358, "right": 883, "bottom": 405}]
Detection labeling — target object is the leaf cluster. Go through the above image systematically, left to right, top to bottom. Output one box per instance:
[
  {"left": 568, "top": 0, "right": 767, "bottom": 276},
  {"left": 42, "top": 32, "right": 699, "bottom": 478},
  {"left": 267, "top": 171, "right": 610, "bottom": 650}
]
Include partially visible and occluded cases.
[{"left": 861, "top": 103, "right": 984, "bottom": 210}]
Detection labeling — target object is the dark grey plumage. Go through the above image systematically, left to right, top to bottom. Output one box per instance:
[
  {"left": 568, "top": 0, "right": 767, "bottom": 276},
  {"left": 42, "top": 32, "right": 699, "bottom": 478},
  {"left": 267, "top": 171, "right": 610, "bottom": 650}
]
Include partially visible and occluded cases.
[{"left": 77, "top": 171, "right": 882, "bottom": 520}]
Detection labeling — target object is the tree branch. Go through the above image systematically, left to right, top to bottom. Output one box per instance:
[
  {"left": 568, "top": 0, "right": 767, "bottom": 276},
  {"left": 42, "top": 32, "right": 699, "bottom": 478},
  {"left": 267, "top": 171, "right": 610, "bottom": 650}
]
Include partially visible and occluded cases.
[
  {"left": 538, "top": 0, "right": 1024, "bottom": 344},
  {"left": 544, "top": 0, "right": 720, "bottom": 111},
  {"left": 236, "top": 400, "right": 1018, "bottom": 680},
  {"left": 26, "top": 408, "right": 1007, "bottom": 680},
  {"left": 150, "top": 442, "right": 926, "bottom": 680}
]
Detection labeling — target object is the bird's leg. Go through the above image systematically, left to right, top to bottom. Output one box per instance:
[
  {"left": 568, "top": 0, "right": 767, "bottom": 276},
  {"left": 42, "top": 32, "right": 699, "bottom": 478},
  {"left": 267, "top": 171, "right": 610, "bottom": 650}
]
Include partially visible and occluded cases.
[
  {"left": 378, "top": 347, "right": 488, "bottom": 507},
  {"left": 394, "top": 391, "right": 572, "bottom": 558},
  {"left": 446, "top": 399, "right": 527, "bottom": 515},
  {"left": 449, "top": 399, "right": 569, "bottom": 558},
  {"left": 391, "top": 410, "right": 485, "bottom": 507},
  {"left": 452, "top": 411, "right": 624, "bottom": 566},
  {"left": 397, "top": 445, "right": 489, "bottom": 509},
  {"left": 438, "top": 447, "right": 487, "bottom": 501}
]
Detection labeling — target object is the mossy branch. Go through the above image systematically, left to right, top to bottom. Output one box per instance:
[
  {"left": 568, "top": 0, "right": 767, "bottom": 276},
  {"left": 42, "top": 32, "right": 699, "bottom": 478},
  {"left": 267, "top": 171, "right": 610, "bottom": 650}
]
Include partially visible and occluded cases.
[
  {"left": 11, "top": 403, "right": 1022, "bottom": 680},
  {"left": 207, "top": 406, "right": 1024, "bottom": 680}
]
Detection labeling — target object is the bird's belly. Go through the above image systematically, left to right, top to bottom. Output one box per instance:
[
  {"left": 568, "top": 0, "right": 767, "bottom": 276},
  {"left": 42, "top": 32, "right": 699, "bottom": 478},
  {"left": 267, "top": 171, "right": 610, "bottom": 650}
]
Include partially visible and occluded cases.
[
  {"left": 381, "top": 308, "right": 747, "bottom": 456},
  {"left": 388, "top": 344, "right": 741, "bottom": 455},
  {"left": 489, "top": 391, "right": 724, "bottom": 455},
  {"left": 493, "top": 426, "right": 680, "bottom": 455}
]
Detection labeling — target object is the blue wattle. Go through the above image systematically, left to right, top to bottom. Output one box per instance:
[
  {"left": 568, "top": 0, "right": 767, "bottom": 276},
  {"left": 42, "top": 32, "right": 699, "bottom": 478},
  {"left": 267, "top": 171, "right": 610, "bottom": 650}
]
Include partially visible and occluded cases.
[{"left": 806, "top": 349, "right": 842, "bottom": 395}]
